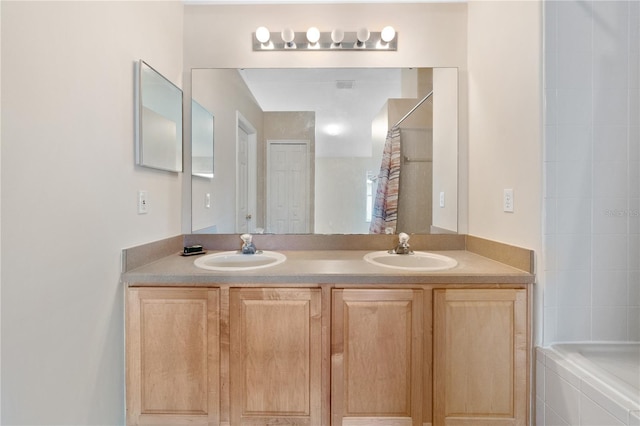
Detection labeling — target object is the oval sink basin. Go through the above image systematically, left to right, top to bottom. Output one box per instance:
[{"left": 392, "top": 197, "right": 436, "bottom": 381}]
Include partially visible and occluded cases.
[
  {"left": 194, "top": 251, "right": 286, "bottom": 271},
  {"left": 363, "top": 251, "right": 458, "bottom": 271}
]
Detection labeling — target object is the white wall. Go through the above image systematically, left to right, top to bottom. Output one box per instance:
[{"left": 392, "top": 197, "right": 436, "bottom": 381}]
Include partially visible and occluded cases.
[
  {"left": 543, "top": 0, "right": 640, "bottom": 344},
  {"left": 1, "top": 1, "right": 183, "bottom": 423}
]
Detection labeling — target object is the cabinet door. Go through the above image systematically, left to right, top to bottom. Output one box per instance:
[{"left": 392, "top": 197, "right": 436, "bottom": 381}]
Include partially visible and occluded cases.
[
  {"left": 126, "top": 288, "right": 219, "bottom": 426},
  {"left": 229, "top": 288, "right": 322, "bottom": 425},
  {"left": 332, "top": 289, "right": 423, "bottom": 426},
  {"left": 433, "top": 289, "right": 527, "bottom": 426}
]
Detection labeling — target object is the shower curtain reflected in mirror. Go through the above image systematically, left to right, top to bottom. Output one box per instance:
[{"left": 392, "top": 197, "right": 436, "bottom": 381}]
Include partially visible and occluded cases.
[{"left": 369, "top": 126, "right": 401, "bottom": 234}]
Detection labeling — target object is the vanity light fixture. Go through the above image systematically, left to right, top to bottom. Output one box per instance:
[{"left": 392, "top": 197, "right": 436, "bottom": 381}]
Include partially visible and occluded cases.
[{"left": 252, "top": 26, "right": 397, "bottom": 51}]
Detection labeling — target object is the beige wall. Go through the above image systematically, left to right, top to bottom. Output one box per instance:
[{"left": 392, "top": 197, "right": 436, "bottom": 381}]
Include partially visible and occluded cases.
[
  {"left": 467, "top": 0, "right": 542, "bottom": 248},
  {"left": 1, "top": 1, "right": 184, "bottom": 423},
  {"left": 467, "top": 1, "right": 543, "bottom": 342},
  {"left": 433, "top": 68, "right": 459, "bottom": 232},
  {"left": 192, "top": 69, "right": 264, "bottom": 233}
]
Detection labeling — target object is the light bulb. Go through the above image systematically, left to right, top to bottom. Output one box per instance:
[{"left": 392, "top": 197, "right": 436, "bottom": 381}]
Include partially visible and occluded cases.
[
  {"left": 255, "top": 26, "right": 270, "bottom": 44},
  {"left": 381, "top": 26, "right": 396, "bottom": 43},
  {"left": 306, "top": 27, "right": 320, "bottom": 44},
  {"left": 357, "top": 27, "right": 370, "bottom": 43},
  {"left": 281, "top": 28, "right": 295, "bottom": 43},
  {"left": 331, "top": 28, "right": 344, "bottom": 44}
]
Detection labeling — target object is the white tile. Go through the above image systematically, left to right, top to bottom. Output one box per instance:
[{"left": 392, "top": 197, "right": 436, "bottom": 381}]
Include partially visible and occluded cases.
[
  {"left": 544, "top": 0, "right": 558, "bottom": 51},
  {"left": 557, "top": 0, "right": 593, "bottom": 53},
  {"left": 593, "top": 1, "right": 629, "bottom": 59},
  {"left": 630, "top": 1, "right": 640, "bottom": 55},
  {"left": 545, "top": 48, "right": 558, "bottom": 90},
  {"left": 558, "top": 50, "right": 592, "bottom": 90},
  {"left": 594, "top": 52, "right": 628, "bottom": 91},
  {"left": 630, "top": 53, "right": 639, "bottom": 90},
  {"left": 630, "top": 88, "right": 639, "bottom": 126},
  {"left": 546, "top": 89, "right": 558, "bottom": 126},
  {"left": 558, "top": 89, "right": 593, "bottom": 126},
  {"left": 594, "top": 89, "right": 630, "bottom": 127},
  {"left": 557, "top": 124, "right": 592, "bottom": 164},
  {"left": 545, "top": 125, "right": 558, "bottom": 162},
  {"left": 593, "top": 126, "right": 628, "bottom": 163},
  {"left": 630, "top": 126, "right": 639, "bottom": 163},
  {"left": 557, "top": 160, "right": 592, "bottom": 198},
  {"left": 593, "top": 161, "right": 628, "bottom": 199},
  {"left": 546, "top": 162, "right": 558, "bottom": 198},
  {"left": 629, "top": 167, "right": 639, "bottom": 199},
  {"left": 558, "top": 197, "right": 592, "bottom": 235},
  {"left": 593, "top": 198, "right": 629, "bottom": 235},
  {"left": 629, "top": 198, "right": 639, "bottom": 232},
  {"left": 544, "top": 232, "right": 558, "bottom": 271},
  {"left": 557, "top": 234, "right": 591, "bottom": 270},
  {"left": 592, "top": 234, "right": 629, "bottom": 270},
  {"left": 630, "top": 235, "right": 640, "bottom": 271},
  {"left": 544, "top": 269, "right": 558, "bottom": 307},
  {"left": 557, "top": 269, "right": 591, "bottom": 307},
  {"left": 592, "top": 269, "right": 629, "bottom": 306},
  {"left": 629, "top": 271, "right": 640, "bottom": 306},
  {"left": 557, "top": 306, "right": 592, "bottom": 341},
  {"left": 592, "top": 306, "right": 628, "bottom": 341},
  {"left": 544, "top": 307, "right": 558, "bottom": 345},
  {"left": 629, "top": 307, "right": 640, "bottom": 340},
  {"left": 545, "top": 351, "right": 584, "bottom": 388},
  {"left": 537, "top": 360, "right": 546, "bottom": 399},
  {"left": 545, "top": 368, "right": 581, "bottom": 425},
  {"left": 581, "top": 377, "right": 638, "bottom": 424},
  {"left": 579, "top": 393, "right": 625, "bottom": 426},
  {"left": 536, "top": 396, "right": 546, "bottom": 426},
  {"left": 546, "top": 404, "right": 570, "bottom": 426},
  {"left": 631, "top": 410, "right": 640, "bottom": 426}
]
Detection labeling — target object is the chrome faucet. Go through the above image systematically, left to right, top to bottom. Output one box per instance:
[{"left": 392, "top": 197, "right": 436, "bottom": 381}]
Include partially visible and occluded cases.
[
  {"left": 389, "top": 232, "right": 413, "bottom": 255},
  {"left": 240, "top": 233, "right": 259, "bottom": 254}
]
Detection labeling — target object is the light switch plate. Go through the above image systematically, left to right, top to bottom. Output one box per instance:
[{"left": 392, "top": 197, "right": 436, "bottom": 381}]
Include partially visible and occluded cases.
[{"left": 503, "top": 189, "right": 514, "bottom": 213}]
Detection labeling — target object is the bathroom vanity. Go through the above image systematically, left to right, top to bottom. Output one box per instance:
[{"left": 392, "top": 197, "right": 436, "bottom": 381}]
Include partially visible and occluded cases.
[{"left": 122, "top": 234, "right": 534, "bottom": 426}]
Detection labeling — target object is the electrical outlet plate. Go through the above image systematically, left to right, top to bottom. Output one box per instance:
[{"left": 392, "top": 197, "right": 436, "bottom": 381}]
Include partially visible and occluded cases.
[
  {"left": 503, "top": 189, "right": 514, "bottom": 213},
  {"left": 439, "top": 191, "right": 445, "bottom": 208}
]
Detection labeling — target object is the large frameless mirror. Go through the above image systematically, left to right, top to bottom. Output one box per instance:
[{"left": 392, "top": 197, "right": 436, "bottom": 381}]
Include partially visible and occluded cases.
[
  {"left": 136, "top": 60, "right": 183, "bottom": 172},
  {"left": 191, "top": 67, "right": 458, "bottom": 235}
]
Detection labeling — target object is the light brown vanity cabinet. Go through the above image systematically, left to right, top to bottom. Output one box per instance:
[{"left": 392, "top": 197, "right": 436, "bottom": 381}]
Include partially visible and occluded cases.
[
  {"left": 126, "top": 287, "right": 220, "bottom": 426},
  {"left": 229, "top": 288, "right": 322, "bottom": 425},
  {"left": 433, "top": 288, "right": 528, "bottom": 426},
  {"left": 331, "top": 289, "right": 424, "bottom": 426}
]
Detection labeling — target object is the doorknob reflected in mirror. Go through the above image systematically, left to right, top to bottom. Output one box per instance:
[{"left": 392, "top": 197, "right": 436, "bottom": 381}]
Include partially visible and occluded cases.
[{"left": 246, "top": 214, "right": 252, "bottom": 220}]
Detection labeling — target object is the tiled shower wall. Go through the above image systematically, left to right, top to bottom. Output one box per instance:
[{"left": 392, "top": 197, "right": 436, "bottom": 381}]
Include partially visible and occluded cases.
[{"left": 544, "top": 0, "right": 640, "bottom": 344}]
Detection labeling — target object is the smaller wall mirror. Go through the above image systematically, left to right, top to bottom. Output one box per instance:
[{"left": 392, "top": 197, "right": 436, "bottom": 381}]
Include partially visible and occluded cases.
[
  {"left": 136, "top": 60, "right": 183, "bottom": 172},
  {"left": 191, "top": 100, "right": 215, "bottom": 178}
]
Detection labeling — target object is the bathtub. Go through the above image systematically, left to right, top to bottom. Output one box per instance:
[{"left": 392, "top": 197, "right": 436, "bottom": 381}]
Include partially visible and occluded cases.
[{"left": 536, "top": 343, "right": 640, "bottom": 426}]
